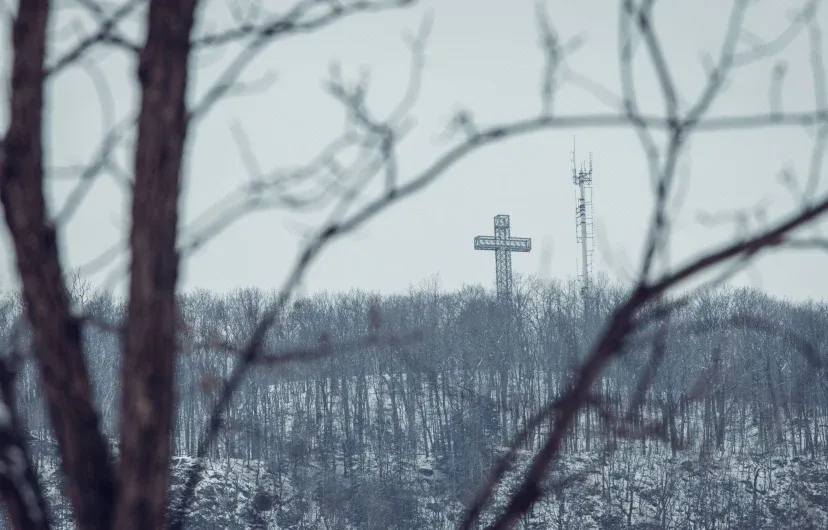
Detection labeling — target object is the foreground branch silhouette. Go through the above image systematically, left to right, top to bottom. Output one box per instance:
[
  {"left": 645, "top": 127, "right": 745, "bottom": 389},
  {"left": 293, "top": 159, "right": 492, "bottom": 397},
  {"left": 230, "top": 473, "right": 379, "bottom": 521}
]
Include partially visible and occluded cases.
[{"left": 471, "top": 1, "right": 828, "bottom": 527}]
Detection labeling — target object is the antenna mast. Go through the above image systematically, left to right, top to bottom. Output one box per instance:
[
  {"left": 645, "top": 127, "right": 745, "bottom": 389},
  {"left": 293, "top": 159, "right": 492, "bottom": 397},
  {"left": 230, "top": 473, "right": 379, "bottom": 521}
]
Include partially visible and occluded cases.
[{"left": 571, "top": 139, "right": 594, "bottom": 318}]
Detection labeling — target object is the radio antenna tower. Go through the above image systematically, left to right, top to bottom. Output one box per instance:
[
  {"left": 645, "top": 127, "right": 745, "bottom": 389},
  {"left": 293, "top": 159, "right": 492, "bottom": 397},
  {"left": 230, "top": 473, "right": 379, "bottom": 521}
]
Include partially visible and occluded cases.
[{"left": 571, "top": 139, "right": 594, "bottom": 317}]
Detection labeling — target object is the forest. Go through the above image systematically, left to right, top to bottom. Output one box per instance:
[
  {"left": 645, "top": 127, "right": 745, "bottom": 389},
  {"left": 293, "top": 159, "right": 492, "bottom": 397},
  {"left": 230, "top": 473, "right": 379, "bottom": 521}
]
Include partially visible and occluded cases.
[{"left": 3, "top": 274, "right": 827, "bottom": 528}]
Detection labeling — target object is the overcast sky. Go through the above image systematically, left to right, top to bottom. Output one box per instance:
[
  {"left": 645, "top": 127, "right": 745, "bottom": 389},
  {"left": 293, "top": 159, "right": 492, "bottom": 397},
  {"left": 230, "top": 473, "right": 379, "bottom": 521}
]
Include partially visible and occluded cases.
[{"left": 2, "top": 0, "right": 827, "bottom": 301}]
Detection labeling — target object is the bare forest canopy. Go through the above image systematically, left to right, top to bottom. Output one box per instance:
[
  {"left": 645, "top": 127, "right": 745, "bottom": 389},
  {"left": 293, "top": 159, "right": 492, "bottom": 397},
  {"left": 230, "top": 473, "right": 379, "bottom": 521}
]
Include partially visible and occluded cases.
[{"left": 4, "top": 275, "right": 827, "bottom": 493}]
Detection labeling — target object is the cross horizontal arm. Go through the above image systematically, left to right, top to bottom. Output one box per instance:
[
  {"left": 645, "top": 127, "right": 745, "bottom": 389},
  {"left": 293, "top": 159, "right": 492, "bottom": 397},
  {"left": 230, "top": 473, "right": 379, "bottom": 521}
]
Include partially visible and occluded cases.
[{"left": 474, "top": 236, "right": 532, "bottom": 252}]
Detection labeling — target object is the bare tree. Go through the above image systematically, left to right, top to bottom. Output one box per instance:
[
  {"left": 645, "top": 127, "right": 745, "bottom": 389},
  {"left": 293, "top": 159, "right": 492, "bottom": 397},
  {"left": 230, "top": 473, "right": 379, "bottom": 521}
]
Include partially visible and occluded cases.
[{"left": 1, "top": 1, "right": 828, "bottom": 529}]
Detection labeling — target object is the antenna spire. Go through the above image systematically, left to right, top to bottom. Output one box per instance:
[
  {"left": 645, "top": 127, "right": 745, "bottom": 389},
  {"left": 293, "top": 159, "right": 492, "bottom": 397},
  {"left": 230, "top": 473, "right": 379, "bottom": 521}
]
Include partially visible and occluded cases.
[{"left": 571, "top": 139, "right": 595, "bottom": 320}]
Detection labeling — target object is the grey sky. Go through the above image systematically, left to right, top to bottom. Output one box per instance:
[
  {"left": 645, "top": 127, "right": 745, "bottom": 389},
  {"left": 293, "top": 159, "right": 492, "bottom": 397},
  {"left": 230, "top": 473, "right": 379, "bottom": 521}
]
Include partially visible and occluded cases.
[{"left": 1, "top": 0, "right": 827, "bottom": 301}]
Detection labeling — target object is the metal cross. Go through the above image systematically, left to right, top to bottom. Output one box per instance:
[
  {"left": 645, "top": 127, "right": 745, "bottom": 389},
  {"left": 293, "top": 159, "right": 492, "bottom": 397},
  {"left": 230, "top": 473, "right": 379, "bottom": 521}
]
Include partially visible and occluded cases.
[{"left": 474, "top": 215, "right": 532, "bottom": 300}]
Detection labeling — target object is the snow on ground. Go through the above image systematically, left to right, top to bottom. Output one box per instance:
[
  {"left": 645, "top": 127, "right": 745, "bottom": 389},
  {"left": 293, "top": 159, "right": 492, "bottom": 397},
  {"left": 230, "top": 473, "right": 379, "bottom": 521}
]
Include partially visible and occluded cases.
[{"left": 24, "top": 438, "right": 828, "bottom": 529}]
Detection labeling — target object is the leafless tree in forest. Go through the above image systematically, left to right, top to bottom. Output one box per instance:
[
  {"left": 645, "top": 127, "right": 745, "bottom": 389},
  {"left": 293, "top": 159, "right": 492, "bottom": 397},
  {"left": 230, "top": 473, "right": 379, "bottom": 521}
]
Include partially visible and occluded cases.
[{"left": 0, "top": 0, "right": 827, "bottom": 529}]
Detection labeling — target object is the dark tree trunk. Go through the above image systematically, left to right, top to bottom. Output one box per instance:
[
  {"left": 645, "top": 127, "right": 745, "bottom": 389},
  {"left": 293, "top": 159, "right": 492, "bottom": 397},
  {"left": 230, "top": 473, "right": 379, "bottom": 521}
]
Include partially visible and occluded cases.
[
  {"left": 0, "top": 2, "right": 116, "bottom": 528},
  {"left": 115, "top": 2, "right": 197, "bottom": 528}
]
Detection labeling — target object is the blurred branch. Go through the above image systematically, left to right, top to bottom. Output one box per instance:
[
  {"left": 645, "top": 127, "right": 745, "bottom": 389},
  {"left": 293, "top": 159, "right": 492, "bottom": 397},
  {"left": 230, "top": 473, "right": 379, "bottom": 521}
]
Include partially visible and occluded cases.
[
  {"left": 46, "top": 0, "right": 142, "bottom": 76},
  {"left": 188, "top": 0, "right": 415, "bottom": 120},
  {"left": 191, "top": 0, "right": 414, "bottom": 49},
  {"left": 631, "top": 0, "right": 680, "bottom": 119},
  {"left": 488, "top": 2, "right": 828, "bottom": 527},
  {"left": 805, "top": 18, "right": 828, "bottom": 198},
  {"left": 179, "top": 101, "right": 828, "bottom": 256},
  {"left": 54, "top": 116, "right": 134, "bottom": 226},
  {"left": 782, "top": 235, "right": 828, "bottom": 251},
  {"left": 624, "top": 309, "right": 670, "bottom": 420},
  {"left": 187, "top": 326, "right": 423, "bottom": 365},
  {"left": 257, "top": 329, "right": 423, "bottom": 364},
  {"left": 461, "top": 401, "right": 558, "bottom": 529}
]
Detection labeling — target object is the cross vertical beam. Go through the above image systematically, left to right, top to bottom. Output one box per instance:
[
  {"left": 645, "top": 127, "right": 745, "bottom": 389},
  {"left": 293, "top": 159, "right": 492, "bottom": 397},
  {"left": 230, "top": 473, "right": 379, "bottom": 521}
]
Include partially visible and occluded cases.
[{"left": 474, "top": 215, "right": 532, "bottom": 300}]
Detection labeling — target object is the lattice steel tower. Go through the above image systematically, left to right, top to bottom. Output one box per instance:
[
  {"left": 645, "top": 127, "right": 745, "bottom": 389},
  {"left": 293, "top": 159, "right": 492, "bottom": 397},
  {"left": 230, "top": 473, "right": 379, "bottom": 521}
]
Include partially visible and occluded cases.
[
  {"left": 572, "top": 141, "right": 595, "bottom": 305},
  {"left": 474, "top": 215, "right": 532, "bottom": 300}
]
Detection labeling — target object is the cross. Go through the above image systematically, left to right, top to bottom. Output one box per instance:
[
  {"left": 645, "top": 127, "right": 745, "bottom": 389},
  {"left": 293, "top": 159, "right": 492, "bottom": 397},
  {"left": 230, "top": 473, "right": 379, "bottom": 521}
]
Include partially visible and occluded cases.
[{"left": 474, "top": 215, "right": 532, "bottom": 300}]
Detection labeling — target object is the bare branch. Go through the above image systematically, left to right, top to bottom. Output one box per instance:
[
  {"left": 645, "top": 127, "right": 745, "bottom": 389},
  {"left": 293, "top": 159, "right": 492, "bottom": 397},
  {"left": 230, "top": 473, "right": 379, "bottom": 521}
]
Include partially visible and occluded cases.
[
  {"left": 46, "top": 0, "right": 143, "bottom": 77},
  {"left": 188, "top": 0, "right": 416, "bottom": 121},
  {"left": 618, "top": 0, "right": 660, "bottom": 188},
  {"left": 632, "top": 0, "right": 680, "bottom": 119},
  {"left": 734, "top": 0, "right": 821, "bottom": 67},
  {"left": 536, "top": 2, "right": 560, "bottom": 117},
  {"left": 488, "top": 5, "right": 828, "bottom": 516},
  {"left": 805, "top": 19, "right": 828, "bottom": 198},
  {"left": 768, "top": 60, "right": 788, "bottom": 117},
  {"left": 55, "top": 115, "right": 134, "bottom": 225},
  {"left": 624, "top": 310, "right": 670, "bottom": 420},
  {"left": 185, "top": 326, "right": 423, "bottom": 366},
  {"left": 256, "top": 328, "right": 423, "bottom": 365},
  {"left": 460, "top": 401, "right": 557, "bottom": 529}
]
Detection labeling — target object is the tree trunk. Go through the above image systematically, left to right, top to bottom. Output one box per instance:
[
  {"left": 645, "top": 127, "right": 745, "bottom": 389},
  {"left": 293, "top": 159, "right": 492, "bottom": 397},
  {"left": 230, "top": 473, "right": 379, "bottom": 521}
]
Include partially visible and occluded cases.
[
  {"left": 0, "top": 2, "right": 116, "bottom": 528},
  {"left": 115, "top": 2, "right": 197, "bottom": 528}
]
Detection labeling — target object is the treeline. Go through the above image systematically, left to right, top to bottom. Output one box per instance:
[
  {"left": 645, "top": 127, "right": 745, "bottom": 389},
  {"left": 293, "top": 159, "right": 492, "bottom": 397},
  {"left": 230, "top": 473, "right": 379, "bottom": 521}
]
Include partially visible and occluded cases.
[{"left": 3, "top": 274, "right": 828, "bottom": 523}]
